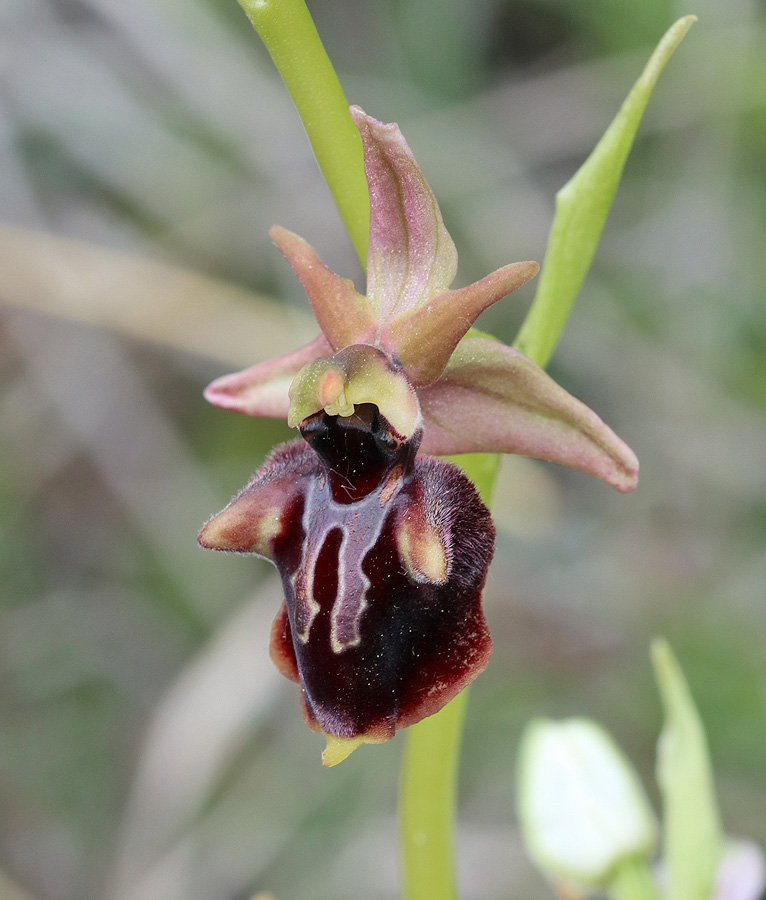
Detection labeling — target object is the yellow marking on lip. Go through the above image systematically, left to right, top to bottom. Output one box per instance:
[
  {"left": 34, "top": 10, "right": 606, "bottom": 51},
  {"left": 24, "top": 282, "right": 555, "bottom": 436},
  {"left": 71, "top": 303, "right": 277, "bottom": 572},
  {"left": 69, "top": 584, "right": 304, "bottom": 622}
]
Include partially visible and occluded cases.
[
  {"left": 252, "top": 507, "right": 283, "bottom": 555},
  {"left": 321, "top": 731, "right": 389, "bottom": 767}
]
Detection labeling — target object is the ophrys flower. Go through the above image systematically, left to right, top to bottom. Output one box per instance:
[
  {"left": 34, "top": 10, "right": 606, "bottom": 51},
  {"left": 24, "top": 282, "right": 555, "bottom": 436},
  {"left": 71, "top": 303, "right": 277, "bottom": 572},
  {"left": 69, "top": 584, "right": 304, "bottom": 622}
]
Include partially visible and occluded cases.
[{"left": 199, "top": 108, "right": 638, "bottom": 765}]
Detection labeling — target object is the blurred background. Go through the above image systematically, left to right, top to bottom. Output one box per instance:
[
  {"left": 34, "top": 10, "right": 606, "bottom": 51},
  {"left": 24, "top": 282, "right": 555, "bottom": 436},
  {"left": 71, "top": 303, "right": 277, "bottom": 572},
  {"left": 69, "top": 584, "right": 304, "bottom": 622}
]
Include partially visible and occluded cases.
[{"left": 1, "top": 0, "right": 765, "bottom": 898}]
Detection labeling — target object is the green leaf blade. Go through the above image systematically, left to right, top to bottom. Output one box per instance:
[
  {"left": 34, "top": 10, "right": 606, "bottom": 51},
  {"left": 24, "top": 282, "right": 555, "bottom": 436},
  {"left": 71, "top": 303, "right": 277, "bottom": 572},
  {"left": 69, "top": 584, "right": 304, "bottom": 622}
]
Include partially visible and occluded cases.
[
  {"left": 515, "top": 16, "right": 696, "bottom": 369},
  {"left": 651, "top": 638, "right": 724, "bottom": 900}
]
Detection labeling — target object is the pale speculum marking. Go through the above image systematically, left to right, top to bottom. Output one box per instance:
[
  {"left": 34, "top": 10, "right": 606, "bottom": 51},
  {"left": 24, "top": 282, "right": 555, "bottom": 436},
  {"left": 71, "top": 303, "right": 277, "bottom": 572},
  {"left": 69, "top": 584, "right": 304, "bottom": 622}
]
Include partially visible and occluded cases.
[{"left": 292, "top": 471, "right": 403, "bottom": 652}]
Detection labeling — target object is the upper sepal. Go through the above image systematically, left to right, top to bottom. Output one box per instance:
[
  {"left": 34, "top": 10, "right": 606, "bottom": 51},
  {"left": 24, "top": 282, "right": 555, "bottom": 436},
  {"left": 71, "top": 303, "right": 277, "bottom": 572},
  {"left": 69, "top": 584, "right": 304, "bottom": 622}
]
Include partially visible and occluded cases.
[
  {"left": 351, "top": 105, "right": 458, "bottom": 326},
  {"left": 417, "top": 335, "right": 639, "bottom": 492}
]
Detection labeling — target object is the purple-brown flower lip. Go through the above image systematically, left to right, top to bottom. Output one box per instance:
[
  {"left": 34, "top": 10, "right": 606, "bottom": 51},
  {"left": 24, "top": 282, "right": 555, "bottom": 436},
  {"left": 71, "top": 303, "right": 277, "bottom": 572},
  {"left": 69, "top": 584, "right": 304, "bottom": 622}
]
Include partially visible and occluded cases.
[{"left": 199, "top": 409, "right": 493, "bottom": 765}]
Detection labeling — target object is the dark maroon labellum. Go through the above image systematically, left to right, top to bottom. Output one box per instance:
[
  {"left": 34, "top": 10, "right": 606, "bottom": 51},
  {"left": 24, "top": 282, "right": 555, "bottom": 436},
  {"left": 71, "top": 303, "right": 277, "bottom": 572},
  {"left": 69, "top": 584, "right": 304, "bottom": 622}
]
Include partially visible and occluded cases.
[{"left": 199, "top": 403, "right": 495, "bottom": 758}]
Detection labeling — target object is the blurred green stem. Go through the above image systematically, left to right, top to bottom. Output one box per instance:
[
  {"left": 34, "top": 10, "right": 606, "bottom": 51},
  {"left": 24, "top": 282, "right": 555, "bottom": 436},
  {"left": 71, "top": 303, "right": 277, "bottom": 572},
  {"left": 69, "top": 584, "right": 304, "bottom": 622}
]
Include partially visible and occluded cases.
[
  {"left": 236, "top": 0, "right": 370, "bottom": 266},
  {"left": 608, "top": 860, "right": 663, "bottom": 900}
]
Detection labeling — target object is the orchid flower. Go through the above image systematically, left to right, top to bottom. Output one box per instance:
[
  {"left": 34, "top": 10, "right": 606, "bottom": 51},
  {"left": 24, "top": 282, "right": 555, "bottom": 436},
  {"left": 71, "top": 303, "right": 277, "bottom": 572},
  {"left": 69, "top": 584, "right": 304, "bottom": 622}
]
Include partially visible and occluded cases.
[{"left": 199, "top": 107, "right": 638, "bottom": 766}]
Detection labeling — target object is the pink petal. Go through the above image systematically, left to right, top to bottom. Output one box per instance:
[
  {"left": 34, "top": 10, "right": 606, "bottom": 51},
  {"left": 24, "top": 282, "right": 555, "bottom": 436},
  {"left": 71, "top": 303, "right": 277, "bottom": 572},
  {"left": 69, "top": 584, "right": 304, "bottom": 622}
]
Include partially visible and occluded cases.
[
  {"left": 350, "top": 106, "right": 458, "bottom": 325},
  {"left": 270, "top": 226, "right": 377, "bottom": 351},
  {"left": 382, "top": 261, "right": 539, "bottom": 387},
  {"left": 204, "top": 334, "right": 332, "bottom": 418},
  {"left": 418, "top": 336, "right": 639, "bottom": 492}
]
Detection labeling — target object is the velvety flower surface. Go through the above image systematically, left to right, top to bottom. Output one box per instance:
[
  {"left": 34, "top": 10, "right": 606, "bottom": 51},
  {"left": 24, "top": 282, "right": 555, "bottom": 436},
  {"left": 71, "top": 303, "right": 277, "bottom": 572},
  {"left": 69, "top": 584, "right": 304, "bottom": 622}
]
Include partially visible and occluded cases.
[
  {"left": 199, "top": 107, "right": 638, "bottom": 764},
  {"left": 200, "top": 406, "right": 494, "bottom": 765}
]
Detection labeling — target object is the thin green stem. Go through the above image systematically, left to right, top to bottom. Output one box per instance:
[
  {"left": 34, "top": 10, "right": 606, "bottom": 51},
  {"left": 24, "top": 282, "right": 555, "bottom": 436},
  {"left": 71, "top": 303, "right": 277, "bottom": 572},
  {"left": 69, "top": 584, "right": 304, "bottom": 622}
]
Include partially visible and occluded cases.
[
  {"left": 237, "top": 0, "right": 370, "bottom": 267},
  {"left": 399, "top": 453, "right": 498, "bottom": 900},
  {"left": 400, "top": 689, "right": 469, "bottom": 900},
  {"left": 608, "top": 858, "right": 663, "bottom": 900}
]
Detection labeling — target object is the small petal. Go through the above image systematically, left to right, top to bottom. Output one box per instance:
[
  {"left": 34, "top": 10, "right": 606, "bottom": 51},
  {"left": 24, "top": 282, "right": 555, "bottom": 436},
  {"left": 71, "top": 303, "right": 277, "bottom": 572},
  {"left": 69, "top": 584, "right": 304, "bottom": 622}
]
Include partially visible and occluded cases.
[
  {"left": 351, "top": 106, "right": 458, "bottom": 324},
  {"left": 270, "top": 226, "right": 377, "bottom": 351},
  {"left": 382, "top": 261, "right": 539, "bottom": 386},
  {"left": 204, "top": 334, "right": 331, "bottom": 417},
  {"left": 417, "top": 335, "right": 639, "bottom": 492},
  {"left": 288, "top": 344, "right": 422, "bottom": 442}
]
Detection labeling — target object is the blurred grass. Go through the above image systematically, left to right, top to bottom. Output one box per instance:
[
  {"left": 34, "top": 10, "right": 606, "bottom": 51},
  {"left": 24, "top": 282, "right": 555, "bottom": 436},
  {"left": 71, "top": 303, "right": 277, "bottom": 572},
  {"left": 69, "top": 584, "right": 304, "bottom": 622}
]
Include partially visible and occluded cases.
[{"left": 0, "top": 0, "right": 765, "bottom": 899}]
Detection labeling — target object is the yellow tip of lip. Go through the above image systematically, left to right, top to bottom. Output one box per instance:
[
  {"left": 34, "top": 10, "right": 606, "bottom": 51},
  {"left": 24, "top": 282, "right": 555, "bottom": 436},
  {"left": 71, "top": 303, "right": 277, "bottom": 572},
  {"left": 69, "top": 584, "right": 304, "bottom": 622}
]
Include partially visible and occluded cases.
[
  {"left": 321, "top": 730, "right": 390, "bottom": 767},
  {"left": 321, "top": 734, "right": 368, "bottom": 767}
]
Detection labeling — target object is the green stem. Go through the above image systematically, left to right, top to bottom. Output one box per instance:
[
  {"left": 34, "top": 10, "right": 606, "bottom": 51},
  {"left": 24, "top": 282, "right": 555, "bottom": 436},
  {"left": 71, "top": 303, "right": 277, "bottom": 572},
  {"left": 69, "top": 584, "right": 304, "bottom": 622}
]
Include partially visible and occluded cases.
[
  {"left": 236, "top": 0, "right": 370, "bottom": 267},
  {"left": 400, "top": 453, "right": 498, "bottom": 900},
  {"left": 400, "top": 689, "right": 469, "bottom": 900},
  {"left": 608, "top": 858, "right": 663, "bottom": 900}
]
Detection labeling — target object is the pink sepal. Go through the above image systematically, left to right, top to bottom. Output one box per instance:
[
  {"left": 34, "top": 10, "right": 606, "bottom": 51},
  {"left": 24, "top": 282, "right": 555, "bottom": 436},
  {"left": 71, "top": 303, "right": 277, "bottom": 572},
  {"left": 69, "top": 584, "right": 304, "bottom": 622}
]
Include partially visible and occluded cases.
[
  {"left": 351, "top": 106, "right": 457, "bottom": 325},
  {"left": 204, "top": 334, "right": 332, "bottom": 418},
  {"left": 418, "top": 336, "right": 639, "bottom": 492}
]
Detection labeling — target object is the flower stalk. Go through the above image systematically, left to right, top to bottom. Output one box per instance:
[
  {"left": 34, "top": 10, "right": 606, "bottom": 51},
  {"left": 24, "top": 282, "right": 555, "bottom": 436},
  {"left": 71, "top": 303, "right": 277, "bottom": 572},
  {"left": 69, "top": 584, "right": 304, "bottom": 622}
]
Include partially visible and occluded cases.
[
  {"left": 236, "top": 0, "right": 370, "bottom": 266},
  {"left": 400, "top": 452, "right": 497, "bottom": 900},
  {"left": 400, "top": 688, "right": 469, "bottom": 900},
  {"left": 608, "top": 859, "right": 663, "bottom": 900}
]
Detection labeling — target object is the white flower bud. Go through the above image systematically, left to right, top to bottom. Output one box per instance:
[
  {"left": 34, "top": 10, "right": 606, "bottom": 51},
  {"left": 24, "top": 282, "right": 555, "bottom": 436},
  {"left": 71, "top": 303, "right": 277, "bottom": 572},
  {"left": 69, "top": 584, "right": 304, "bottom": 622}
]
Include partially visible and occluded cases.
[{"left": 517, "top": 718, "right": 657, "bottom": 886}]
